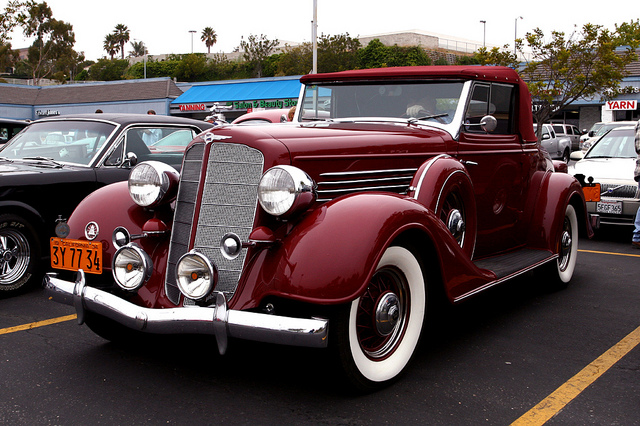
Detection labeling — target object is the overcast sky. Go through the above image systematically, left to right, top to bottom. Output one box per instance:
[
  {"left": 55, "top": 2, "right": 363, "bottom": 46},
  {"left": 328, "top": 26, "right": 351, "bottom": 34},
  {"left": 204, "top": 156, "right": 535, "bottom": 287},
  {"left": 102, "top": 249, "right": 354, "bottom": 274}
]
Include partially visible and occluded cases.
[{"left": 3, "top": 0, "right": 638, "bottom": 61}]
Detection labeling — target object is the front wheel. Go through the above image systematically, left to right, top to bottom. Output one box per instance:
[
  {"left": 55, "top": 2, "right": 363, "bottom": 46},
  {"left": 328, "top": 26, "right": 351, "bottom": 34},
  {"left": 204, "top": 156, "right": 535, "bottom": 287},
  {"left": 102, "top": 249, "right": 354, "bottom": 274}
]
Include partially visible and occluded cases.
[
  {"left": 0, "top": 214, "right": 40, "bottom": 294},
  {"left": 333, "top": 246, "right": 426, "bottom": 391}
]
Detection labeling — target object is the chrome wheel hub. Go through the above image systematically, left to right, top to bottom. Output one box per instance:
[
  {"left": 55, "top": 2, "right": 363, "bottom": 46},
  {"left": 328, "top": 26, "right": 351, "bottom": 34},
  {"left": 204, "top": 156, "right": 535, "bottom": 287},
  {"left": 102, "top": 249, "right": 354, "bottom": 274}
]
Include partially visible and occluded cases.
[
  {"left": 446, "top": 209, "right": 465, "bottom": 245},
  {"left": 375, "top": 292, "right": 401, "bottom": 336}
]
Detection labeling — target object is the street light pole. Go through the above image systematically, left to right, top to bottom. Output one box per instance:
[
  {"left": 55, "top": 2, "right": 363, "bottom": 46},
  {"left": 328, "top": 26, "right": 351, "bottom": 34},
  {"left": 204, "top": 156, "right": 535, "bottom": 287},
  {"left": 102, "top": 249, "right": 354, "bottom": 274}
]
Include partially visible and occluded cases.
[
  {"left": 312, "top": 0, "right": 318, "bottom": 74},
  {"left": 514, "top": 16, "right": 522, "bottom": 56},
  {"left": 480, "top": 20, "right": 486, "bottom": 47},
  {"left": 189, "top": 30, "right": 196, "bottom": 53}
]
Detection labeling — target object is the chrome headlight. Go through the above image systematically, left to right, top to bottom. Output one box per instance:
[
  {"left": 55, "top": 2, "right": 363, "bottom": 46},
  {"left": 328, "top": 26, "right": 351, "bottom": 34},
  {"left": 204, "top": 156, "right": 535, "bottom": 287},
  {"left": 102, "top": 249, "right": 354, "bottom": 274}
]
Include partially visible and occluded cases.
[
  {"left": 128, "top": 161, "right": 179, "bottom": 208},
  {"left": 257, "top": 165, "right": 316, "bottom": 217},
  {"left": 112, "top": 243, "right": 152, "bottom": 291},
  {"left": 176, "top": 250, "right": 217, "bottom": 301}
]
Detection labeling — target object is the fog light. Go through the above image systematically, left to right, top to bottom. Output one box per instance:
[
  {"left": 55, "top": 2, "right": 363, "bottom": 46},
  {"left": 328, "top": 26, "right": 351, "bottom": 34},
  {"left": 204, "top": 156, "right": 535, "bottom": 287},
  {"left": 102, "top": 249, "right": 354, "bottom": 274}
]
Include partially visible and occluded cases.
[
  {"left": 112, "top": 243, "right": 152, "bottom": 291},
  {"left": 176, "top": 250, "right": 217, "bottom": 300}
]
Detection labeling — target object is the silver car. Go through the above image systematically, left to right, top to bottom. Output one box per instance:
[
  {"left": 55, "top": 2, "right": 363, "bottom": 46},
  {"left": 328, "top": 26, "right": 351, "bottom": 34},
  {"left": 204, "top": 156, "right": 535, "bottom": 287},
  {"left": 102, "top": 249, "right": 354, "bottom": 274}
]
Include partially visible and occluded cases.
[
  {"left": 534, "top": 123, "right": 572, "bottom": 163},
  {"left": 570, "top": 126, "right": 639, "bottom": 227}
]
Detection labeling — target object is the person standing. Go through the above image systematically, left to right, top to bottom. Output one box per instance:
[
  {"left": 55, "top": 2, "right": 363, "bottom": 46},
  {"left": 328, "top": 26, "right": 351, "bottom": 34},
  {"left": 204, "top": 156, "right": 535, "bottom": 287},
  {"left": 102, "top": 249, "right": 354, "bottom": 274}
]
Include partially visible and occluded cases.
[{"left": 633, "top": 119, "right": 640, "bottom": 248}]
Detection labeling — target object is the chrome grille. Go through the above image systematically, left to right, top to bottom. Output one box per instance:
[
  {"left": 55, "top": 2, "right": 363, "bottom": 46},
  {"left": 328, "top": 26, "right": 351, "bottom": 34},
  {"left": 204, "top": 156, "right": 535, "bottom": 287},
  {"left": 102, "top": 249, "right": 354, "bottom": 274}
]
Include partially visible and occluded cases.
[
  {"left": 165, "top": 142, "right": 264, "bottom": 304},
  {"left": 316, "top": 168, "right": 417, "bottom": 202},
  {"left": 600, "top": 183, "right": 639, "bottom": 199}
]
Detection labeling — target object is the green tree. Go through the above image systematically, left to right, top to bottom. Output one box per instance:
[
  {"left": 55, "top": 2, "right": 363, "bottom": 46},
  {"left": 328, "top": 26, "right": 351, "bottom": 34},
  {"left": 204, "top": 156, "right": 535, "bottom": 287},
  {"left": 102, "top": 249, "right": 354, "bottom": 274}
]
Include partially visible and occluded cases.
[
  {"left": 16, "top": 1, "right": 76, "bottom": 84},
  {"left": 476, "top": 21, "right": 640, "bottom": 140},
  {"left": 201, "top": 27, "right": 217, "bottom": 54},
  {"left": 103, "top": 33, "right": 118, "bottom": 59},
  {"left": 240, "top": 33, "right": 279, "bottom": 77},
  {"left": 317, "top": 33, "right": 360, "bottom": 72},
  {"left": 129, "top": 40, "right": 147, "bottom": 57},
  {"left": 276, "top": 42, "right": 312, "bottom": 75},
  {"left": 174, "top": 53, "right": 208, "bottom": 81},
  {"left": 89, "top": 58, "right": 129, "bottom": 81}
]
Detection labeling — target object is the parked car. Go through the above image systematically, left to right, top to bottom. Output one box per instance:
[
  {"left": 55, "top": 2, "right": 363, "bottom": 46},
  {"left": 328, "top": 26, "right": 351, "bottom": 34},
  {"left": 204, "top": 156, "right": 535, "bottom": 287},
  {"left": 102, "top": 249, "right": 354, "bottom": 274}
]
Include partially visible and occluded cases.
[
  {"left": 46, "top": 66, "right": 593, "bottom": 391},
  {"left": 231, "top": 108, "right": 291, "bottom": 124},
  {"left": 0, "top": 113, "right": 212, "bottom": 295},
  {"left": 0, "top": 118, "right": 29, "bottom": 144},
  {"left": 580, "top": 121, "right": 636, "bottom": 151},
  {"left": 534, "top": 123, "right": 572, "bottom": 162},
  {"left": 552, "top": 123, "right": 581, "bottom": 150},
  {"left": 571, "top": 125, "right": 639, "bottom": 227}
]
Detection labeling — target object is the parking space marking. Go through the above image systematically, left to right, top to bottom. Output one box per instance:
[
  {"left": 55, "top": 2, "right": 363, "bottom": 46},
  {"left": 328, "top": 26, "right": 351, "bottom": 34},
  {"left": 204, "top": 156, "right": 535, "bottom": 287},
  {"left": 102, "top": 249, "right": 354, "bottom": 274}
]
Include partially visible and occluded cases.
[
  {"left": 579, "top": 249, "right": 640, "bottom": 258},
  {"left": 0, "top": 314, "right": 77, "bottom": 336},
  {"left": 511, "top": 325, "right": 640, "bottom": 426}
]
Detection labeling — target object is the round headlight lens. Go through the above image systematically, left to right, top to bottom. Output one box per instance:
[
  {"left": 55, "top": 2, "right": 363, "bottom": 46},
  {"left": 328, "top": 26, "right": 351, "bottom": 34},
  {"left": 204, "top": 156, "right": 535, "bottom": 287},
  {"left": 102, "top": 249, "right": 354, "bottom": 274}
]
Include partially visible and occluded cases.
[
  {"left": 128, "top": 161, "right": 179, "bottom": 207},
  {"left": 258, "top": 166, "right": 315, "bottom": 216},
  {"left": 112, "top": 244, "right": 152, "bottom": 291},
  {"left": 176, "top": 251, "right": 217, "bottom": 301}
]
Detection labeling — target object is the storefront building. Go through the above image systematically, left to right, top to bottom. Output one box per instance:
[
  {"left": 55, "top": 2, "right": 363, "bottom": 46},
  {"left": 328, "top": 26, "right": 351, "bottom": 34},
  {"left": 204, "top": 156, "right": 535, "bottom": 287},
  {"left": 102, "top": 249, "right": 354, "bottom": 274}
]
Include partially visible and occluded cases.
[{"left": 170, "top": 76, "right": 301, "bottom": 122}]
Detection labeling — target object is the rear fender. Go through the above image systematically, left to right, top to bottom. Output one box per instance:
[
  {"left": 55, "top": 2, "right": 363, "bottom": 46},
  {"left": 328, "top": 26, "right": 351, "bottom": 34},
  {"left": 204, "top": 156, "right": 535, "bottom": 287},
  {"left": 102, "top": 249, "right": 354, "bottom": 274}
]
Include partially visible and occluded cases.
[{"left": 527, "top": 172, "right": 590, "bottom": 250}]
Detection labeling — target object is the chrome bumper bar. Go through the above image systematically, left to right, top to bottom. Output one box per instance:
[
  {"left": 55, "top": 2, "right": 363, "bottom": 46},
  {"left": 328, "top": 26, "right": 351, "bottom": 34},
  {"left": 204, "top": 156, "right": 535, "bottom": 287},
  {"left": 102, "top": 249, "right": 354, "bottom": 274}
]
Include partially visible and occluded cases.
[{"left": 44, "top": 271, "right": 328, "bottom": 354}]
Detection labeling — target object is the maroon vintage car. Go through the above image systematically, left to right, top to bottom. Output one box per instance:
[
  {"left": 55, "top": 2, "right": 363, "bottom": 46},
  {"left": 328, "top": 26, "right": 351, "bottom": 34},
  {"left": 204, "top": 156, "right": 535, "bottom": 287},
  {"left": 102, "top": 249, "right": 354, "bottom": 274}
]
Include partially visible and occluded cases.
[{"left": 45, "top": 66, "right": 593, "bottom": 391}]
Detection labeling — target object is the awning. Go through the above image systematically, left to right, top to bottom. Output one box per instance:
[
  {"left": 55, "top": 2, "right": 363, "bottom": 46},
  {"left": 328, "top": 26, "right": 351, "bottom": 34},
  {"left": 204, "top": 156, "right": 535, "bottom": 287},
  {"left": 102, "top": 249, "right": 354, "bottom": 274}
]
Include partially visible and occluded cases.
[{"left": 172, "top": 78, "right": 302, "bottom": 104}]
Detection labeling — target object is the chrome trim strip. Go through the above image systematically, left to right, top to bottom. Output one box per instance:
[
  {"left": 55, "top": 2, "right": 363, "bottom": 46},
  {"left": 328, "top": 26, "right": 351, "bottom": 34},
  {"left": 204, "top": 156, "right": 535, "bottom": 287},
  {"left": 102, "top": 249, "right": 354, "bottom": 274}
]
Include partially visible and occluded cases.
[
  {"left": 412, "top": 154, "right": 450, "bottom": 200},
  {"left": 320, "top": 168, "right": 418, "bottom": 177},
  {"left": 319, "top": 176, "right": 413, "bottom": 186},
  {"left": 318, "top": 184, "right": 410, "bottom": 195},
  {"left": 44, "top": 273, "right": 329, "bottom": 353}
]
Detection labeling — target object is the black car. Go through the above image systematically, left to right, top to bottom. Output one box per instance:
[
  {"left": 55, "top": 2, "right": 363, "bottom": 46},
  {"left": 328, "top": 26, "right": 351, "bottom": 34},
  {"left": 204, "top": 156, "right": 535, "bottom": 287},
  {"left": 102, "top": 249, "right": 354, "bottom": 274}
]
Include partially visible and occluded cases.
[
  {"left": 0, "top": 113, "right": 212, "bottom": 295},
  {"left": 0, "top": 118, "right": 29, "bottom": 144}
]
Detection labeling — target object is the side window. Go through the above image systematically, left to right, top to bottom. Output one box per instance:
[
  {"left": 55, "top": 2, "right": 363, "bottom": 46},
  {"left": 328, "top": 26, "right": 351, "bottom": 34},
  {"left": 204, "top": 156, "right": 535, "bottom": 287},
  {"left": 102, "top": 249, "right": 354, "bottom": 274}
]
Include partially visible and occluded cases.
[{"left": 464, "top": 83, "right": 515, "bottom": 134}]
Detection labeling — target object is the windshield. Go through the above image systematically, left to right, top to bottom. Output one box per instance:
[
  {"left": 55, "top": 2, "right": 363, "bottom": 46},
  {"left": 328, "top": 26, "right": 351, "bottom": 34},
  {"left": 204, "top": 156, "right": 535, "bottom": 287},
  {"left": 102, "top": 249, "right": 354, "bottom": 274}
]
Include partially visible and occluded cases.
[
  {"left": 299, "top": 81, "right": 465, "bottom": 125},
  {"left": 0, "top": 120, "right": 116, "bottom": 166},
  {"left": 585, "top": 129, "right": 636, "bottom": 159}
]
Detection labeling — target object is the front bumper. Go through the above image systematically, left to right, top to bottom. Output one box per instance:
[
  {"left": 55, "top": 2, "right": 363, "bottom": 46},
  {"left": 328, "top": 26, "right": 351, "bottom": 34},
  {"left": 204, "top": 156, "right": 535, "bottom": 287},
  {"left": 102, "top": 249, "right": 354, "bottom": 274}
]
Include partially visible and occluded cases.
[{"left": 44, "top": 271, "right": 329, "bottom": 354}]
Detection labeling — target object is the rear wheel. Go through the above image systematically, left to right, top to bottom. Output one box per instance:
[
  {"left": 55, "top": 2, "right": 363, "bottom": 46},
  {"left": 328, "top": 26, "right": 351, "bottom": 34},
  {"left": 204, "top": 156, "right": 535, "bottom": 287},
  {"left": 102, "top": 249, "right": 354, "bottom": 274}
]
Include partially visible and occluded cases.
[
  {"left": 562, "top": 148, "right": 570, "bottom": 164},
  {"left": 543, "top": 204, "right": 578, "bottom": 288},
  {"left": 0, "top": 214, "right": 40, "bottom": 294},
  {"left": 333, "top": 246, "right": 426, "bottom": 391}
]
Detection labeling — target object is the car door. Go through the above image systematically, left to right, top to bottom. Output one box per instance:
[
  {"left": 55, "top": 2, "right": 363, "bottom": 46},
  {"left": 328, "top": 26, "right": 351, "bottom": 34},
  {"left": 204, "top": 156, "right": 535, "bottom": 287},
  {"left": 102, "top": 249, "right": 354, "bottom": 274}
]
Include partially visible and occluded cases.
[{"left": 457, "top": 82, "right": 531, "bottom": 256}]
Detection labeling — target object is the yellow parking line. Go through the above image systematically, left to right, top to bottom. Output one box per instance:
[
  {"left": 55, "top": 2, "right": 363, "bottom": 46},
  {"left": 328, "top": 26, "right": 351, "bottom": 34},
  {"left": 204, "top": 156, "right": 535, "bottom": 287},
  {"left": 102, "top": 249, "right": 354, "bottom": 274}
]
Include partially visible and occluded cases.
[
  {"left": 579, "top": 249, "right": 640, "bottom": 258},
  {"left": 0, "top": 314, "right": 77, "bottom": 336},
  {"left": 511, "top": 325, "right": 640, "bottom": 425}
]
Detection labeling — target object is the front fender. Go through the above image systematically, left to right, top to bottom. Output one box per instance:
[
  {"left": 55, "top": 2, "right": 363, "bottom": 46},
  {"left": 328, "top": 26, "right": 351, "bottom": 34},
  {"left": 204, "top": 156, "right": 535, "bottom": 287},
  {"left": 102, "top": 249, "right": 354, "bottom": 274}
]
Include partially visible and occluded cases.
[{"left": 231, "top": 193, "right": 492, "bottom": 310}]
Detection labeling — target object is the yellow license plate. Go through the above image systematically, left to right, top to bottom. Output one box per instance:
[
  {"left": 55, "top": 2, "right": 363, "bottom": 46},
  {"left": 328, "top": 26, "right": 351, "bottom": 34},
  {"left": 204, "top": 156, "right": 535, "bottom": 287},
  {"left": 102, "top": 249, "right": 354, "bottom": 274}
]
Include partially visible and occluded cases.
[{"left": 50, "top": 238, "right": 103, "bottom": 274}]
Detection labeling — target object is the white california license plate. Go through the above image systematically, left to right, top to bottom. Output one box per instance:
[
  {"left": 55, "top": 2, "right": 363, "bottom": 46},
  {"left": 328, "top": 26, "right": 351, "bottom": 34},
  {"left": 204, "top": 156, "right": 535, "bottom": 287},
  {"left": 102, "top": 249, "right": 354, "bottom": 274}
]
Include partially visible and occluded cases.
[{"left": 596, "top": 200, "right": 623, "bottom": 215}]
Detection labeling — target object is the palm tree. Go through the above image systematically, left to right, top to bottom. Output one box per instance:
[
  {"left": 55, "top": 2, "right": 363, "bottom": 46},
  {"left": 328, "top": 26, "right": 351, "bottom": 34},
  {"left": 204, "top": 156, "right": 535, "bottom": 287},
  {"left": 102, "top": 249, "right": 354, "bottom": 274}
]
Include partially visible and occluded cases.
[
  {"left": 113, "top": 24, "right": 130, "bottom": 59},
  {"left": 201, "top": 27, "right": 217, "bottom": 54},
  {"left": 103, "top": 33, "right": 119, "bottom": 60},
  {"left": 129, "top": 40, "right": 147, "bottom": 57}
]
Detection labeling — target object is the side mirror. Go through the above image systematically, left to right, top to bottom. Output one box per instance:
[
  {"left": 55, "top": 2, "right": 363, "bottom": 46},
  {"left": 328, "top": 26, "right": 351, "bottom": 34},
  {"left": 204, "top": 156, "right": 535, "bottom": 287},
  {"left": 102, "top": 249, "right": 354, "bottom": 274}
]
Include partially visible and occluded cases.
[
  {"left": 479, "top": 115, "right": 497, "bottom": 133},
  {"left": 588, "top": 131, "right": 595, "bottom": 137},
  {"left": 542, "top": 133, "right": 550, "bottom": 140},
  {"left": 570, "top": 151, "right": 584, "bottom": 161},
  {"left": 122, "top": 152, "right": 138, "bottom": 168}
]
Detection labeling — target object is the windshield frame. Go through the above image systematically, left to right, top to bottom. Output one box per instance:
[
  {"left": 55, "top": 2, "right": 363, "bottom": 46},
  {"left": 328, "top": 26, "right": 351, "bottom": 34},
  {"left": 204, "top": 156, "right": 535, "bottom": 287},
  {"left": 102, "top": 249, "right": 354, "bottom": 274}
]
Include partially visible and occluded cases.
[
  {"left": 297, "top": 79, "right": 470, "bottom": 137},
  {"left": 584, "top": 127, "right": 637, "bottom": 159}
]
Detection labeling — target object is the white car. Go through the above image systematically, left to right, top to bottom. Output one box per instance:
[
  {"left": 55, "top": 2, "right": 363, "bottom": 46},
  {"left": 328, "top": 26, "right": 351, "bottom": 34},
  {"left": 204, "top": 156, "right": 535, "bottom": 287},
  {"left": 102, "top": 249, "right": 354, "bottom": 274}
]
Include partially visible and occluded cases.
[
  {"left": 580, "top": 121, "right": 637, "bottom": 151},
  {"left": 570, "top": 125, "right": 639, "bottom": 227}
]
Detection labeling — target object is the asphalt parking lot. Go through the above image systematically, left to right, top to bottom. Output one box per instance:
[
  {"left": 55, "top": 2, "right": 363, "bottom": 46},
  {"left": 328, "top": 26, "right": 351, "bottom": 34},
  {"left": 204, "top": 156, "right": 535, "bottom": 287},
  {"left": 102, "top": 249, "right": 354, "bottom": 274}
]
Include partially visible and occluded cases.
[{"left": 1, "top": 227, "right": 638, "bottom": 425}]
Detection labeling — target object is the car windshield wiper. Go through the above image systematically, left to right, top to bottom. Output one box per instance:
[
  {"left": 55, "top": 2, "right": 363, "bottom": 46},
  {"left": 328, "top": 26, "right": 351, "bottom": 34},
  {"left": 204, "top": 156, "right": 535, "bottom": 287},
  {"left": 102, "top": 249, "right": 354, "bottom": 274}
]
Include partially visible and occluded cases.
[
  {"left": 411, "top": 113, "right": 449, "bottom": 122},
  {"left": 21, "top": 156, "right": 63, "bottom": 168},
  {"left": 0, "top": 157, "right": 14, "bottom": 163}
]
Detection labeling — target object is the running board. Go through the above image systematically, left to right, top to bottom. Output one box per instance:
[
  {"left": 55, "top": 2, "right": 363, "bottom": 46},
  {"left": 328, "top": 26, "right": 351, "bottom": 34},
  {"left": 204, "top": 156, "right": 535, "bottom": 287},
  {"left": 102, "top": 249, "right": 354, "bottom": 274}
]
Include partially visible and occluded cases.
[{"left": 454, "top": 249, "right": 556, "bottom": 303}]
